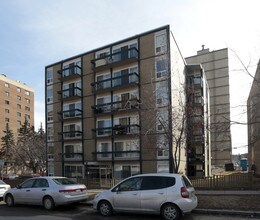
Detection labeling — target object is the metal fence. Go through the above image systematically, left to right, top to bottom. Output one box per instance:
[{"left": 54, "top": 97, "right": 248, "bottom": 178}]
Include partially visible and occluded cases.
[{"left": 190, "top": 173, "right": 260, "bottom": 190}]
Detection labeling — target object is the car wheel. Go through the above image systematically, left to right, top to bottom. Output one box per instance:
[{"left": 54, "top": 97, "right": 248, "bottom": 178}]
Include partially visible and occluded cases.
[
  {"left": 5, "top": 194, "right": 14, "bottom": 207},
  {"left": 43, "top": 196, "right": 55, "bottom": 210},
  {"left": 98, "top": 200, "right": 113, "bottom": 216},
  {"left": 161, "top": 204, "right": 180, "bottom": 220}
]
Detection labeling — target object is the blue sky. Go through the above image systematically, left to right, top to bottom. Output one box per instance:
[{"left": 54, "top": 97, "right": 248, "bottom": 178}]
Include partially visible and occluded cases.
[{"left": 1, "top": 0, "right": 260, "bottom": 154}]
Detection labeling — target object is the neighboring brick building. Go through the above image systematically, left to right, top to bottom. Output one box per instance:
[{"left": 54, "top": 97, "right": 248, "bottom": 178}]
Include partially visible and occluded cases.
[{"left": 0, "top": 74, "right": 34, "bottom": 140}]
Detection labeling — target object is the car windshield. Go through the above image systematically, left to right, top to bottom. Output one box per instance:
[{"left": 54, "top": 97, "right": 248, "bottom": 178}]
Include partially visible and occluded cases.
[{"left": 52, "top": 178, "right": 77, "bottom": 185}]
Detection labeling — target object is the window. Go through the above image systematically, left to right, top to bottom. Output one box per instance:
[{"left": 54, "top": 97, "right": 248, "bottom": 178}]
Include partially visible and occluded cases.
[
  {"left": 155, "top": 32, "right": 167, "bottom": 54},
  {"left": 156, "top": 59, "right": 167, "bottom": 78},
  {"left": 47, "top": 68, "right": 53, "bottom": 84},
  {"left": 96, "top": 73, "right": 111, "bottom": 90},
  {"left": 156, "top": 81, "right": 168, "bottom": 106},
  {"left": 5, "top": 83, "right": 9, "bottom": 88},
  {"left": 17, "top": 87, "right": 21, "bottom": 92},
  {"left": 47, "top": 87, "right": 53, "bottom": 103},
  {"left": 25, "top": 90, "right": 30, "bottom": 96},
  {"left": 5, "top": 92, "right": 9, "bottom": 96},
  {"left": 17, "top": 96, "right": 21, "bottom": 101},
  {"left": 25, "top": 98, "right": 30, "bottom": 104},
  {"left": 5, "top": 100, "right": 9, "bottom": 105},
  {"left": 17, "top": 104, "right": 21, "bottom": 109},
  {"left": 47, "top": 105, "right": 53, "bottom": 122},
  {"left": 25, "top": 106, "right": 30, "bottom": 111},
  {"left": 5, "top": 109, "right": 9, "bottom": 114},
  {"left": 17, "top": 112, "right": 21, "bottom": 117},
  {"left": 25, "top": 114, "right": 30, "bottom": 119},
  {"left": 5, "top": 118, "right": 9, "bottom": 122},
  {"left": 97, "top": 119, "right": 112, "bottom": 136},
  {"left": 17, "top": 120, "right": 22, "bottom": 126},
  {"left": 47, "top": 125, "right": 54, "bottom": 141},
  {"left": 97, "top": 142, "right": 112, "bottom": 158},
  {"left": 64, "top": 144, "right": 82, "bottom": 159},
  {"left": 64, "top": 165, "right": 83, "bottom": 178},
  {"left": 141, "top": 176, "right": 175, "bottom": 190},
  {"left": 116, "top": 177, "right": 142, "bottom": 191},
  {"left": 20, "top": 179, "right": 35, "bottom": 188},
  {"left": 33, "top": 179, "right": 49, "bottom": 188}
]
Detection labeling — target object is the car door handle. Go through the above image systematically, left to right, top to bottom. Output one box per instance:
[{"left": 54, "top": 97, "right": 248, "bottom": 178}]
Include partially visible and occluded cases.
[
  {"left": 42, "top": 189, "right": 46, "bottom": 191},
  {"left": 26, "top": 190, "right": 30, "bottom": 192},
  {"left": 158, "top": 192, "right": 164, "bottom": 195},
  {"left": 132, "top": 193, "right": 138, "bottom": 195}
]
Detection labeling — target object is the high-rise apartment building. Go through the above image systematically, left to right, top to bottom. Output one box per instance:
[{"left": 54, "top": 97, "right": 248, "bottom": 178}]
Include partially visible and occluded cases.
[
  {"left": 45, "top": 25, "right": 189, "bottom": 182},
  {"left": 186, "top": 48, "right": 232, "bottom": 170},
  {"left": 247, "top": 60, "right": 260, "bottom": 176},
  {"left": 186, "top": 65, "right": 211, "bottom": 177},
  {"left": 0, "top": 74, "right": 34, "bottom": 140}
]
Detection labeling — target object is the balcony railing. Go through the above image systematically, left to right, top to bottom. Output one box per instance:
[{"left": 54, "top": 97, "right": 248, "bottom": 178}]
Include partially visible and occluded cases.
[
  {"left": 91, "top": 47, "right": 138, "bottom": 70},
  {"left": 58, "top": 65, "right": 82, "bottom": 81},
  {"left": 91, "top": 72, "right": 139, "bottom": 93},
  {"left": 59, "top": 87, "right": 82, "bottom": 100},
  {"left": 92, "top": 98, "right": 140, "bottom": 115},
  {"left": 60, "top": 109, "right": 83, "bottom": 119},
  {"left": 93, "top": 124, "right": 140, "bottom": 137},
  {"left": 60, "top": 131, "right": 83, "bottom": 140},
  {"left": 95, "top": 151, "right": 140, "bottom": 161},
  {"left": 64, "top": 153, "right": 83, "bottom": 161}
]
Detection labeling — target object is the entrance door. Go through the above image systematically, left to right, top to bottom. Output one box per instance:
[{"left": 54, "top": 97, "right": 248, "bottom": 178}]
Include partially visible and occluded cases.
[{"left": 100, "top": 168, "right": 112, "bottom": 188}]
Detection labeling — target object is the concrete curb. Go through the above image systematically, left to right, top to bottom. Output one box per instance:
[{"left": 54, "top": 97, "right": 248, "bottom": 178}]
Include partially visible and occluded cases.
[{"left": 194, "top": 208, "right": 260, "bottom": 217}]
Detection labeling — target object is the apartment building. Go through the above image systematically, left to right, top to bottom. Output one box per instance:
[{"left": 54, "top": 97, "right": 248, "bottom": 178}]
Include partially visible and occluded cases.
[
  {"left": 45, "top": 25, "right": 189, "bottom": 182},
  {"left": 186, "top": 48, "right": 232, "bottom": 170},
  {"left": 247, "top": 60, "right": 260, "bottom": 176},
  {"left": 186, "top": 65, "right": 211, "bottom": 177},
  {"left": 0, "top": 74, "right": 34, "bottom": 140}
]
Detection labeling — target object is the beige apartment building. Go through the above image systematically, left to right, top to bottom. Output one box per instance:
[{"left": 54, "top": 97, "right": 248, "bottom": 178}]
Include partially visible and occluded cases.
[
  {"left": 45, "top": 25, "right": 190, "bottom": 181},
  {"left": 186, "top": 48, "right": 232, "bottom": 170},
  {"left": 248, "top": 60, "right": 260, "bottom": 176},
  {"left": 0, "top": 74, "right": 34, "bottom": 140}
]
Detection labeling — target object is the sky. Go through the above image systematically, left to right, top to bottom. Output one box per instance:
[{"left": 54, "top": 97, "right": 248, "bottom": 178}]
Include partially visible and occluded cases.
[{"left": 1, "top": 0, "right": 260, "bottom": 155}]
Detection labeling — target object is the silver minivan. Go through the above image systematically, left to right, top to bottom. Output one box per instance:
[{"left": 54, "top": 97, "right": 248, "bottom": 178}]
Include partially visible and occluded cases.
[{"left": 93, "top": 173, "right": 197, "bottom": 220}]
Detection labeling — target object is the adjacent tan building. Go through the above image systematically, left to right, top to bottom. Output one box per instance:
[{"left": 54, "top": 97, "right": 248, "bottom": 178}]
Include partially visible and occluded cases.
[
  {"left": 45, "top": 25, "right": 189, "bottom": 182},
  {"left": 186, "top": 48, "right": 232, "bottom": 170},
  {"left": 247, "top": 60, "right": 260, "bottom": 175},
  {"left": 0, "top": 74, "right": 34, "bottom": 140}
]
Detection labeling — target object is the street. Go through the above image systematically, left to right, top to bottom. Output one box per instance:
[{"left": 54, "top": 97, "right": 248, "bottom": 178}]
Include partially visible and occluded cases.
[{"left": 0, "top": 201, "right": 259, "bottom": 220}]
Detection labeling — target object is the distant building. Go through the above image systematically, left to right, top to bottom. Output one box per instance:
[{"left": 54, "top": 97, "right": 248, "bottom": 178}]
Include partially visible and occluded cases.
[
  {"left": 186, "top": 48, "right": 232, "bottom": 171},
  {"left": 247, "top": 61, "right": 260, "bottom": 176},
  {"left": 186, "top": 65, "right": 211, "bottom": 177},
  {"left": 0, "top": 74, "right": 34, "bottom": 140}
]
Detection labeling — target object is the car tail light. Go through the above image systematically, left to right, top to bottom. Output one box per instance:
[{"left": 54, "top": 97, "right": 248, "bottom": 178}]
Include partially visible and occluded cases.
[
  {"left": 181, "top": 187, "right": 189, "bottom": 198},
  {"left": 59, "top": 189, "right": 76, "bottom": 193}
]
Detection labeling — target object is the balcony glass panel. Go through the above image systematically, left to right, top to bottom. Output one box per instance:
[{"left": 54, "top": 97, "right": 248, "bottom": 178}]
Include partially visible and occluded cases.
[
  {"left": 62, "top": 65, "right": 82, "bottom": 78},
  {"left": 62, "top": 87, "right": 82, "bottom": 99},
  {"left": 63, "top": 109, "right": 82, "bottom": 119},
  {"left": 63, "top": 131, "right": 82, "bottom": 139}
]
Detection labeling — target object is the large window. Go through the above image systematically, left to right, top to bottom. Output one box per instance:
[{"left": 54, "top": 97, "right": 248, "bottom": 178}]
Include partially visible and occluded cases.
[
  {"left": 155, "top": 32, "right": 167, "bottom": 54},
  {"left": 156, "top": 58, "right": 167, "bottom": 78},
  {"left": 46, "top": 68, "right": 53, "bottom": 84},
  {"left": 96, "top": 73, "right": 111, "bottom": 90},
  {"left": 156, "top": 81, "right": 168, "bottom": 106},
  {"left": 47, "top": 86, "right": 53, "bottom": 103},
  {"left": 63, "top": 102, "right": 82, "bottom": 118},
  {"left": 47, "top": 105, "right": 53, "bottom": 122},
  {"left": 97, "top": 119, "right": 112, "bottom": 136},
  {"left": 97, "top": 142, "right": 112, "bottom": 159},
  {"left": 64, "top": 144, "right": 82, "bottom": 159},
  {"left": 114, "top": 164, "right": 140, "bottom": 179},
  {"left": 64, "top": 165, "right": 83, "bottom": 178}
]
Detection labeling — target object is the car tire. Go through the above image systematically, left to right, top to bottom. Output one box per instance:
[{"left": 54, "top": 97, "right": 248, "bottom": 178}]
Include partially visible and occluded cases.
[
  {"left": 5, "top": 194, "right": 14, "bottom": 207},
  {"left": 43, "top": 196, "right": 55, "bottom": 210},
  {"left": 98, "top": 200, "right": 113, "bottom": 216},
  {"left": 161, "top": 203, "right": 180, "bottom": 220}
]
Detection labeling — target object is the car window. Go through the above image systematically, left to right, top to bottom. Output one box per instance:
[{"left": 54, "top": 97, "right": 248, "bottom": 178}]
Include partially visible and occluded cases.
[
  {"left": 182, "top": 175, "right": 193, "bottom": 188},
  {"left": 141, "top": 176, "right": 176, "bottom": 190},
  {"left": 118, "top": 177, "right": 142, "bottom": 191},
  {"left": 53, "top": 178, "right": 77, "bottom": 185},
  {"left": 20, "top": 179, "right": 35, "bottom": 188},
  {"left": 33, "top": 179, "right": 49, "bottom": 188},
  {"left": 0, "top": 180, "right": 6, "bottom": 184}
]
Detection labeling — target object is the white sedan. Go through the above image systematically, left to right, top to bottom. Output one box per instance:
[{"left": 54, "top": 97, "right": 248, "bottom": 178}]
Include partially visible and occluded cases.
[
  {"left": 3, "top": 176, "right": 88, "bottom": 210},
  {"left": 0, "top": 180, "right": 11, "bottom": 200}
]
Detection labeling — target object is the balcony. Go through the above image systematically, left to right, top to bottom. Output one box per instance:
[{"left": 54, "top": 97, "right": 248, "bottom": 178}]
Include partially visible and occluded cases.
[
  {"left": 91, "top": 48, "right": 139, "bottom": 71},
  {"left": 58, "top": 64, "right": 82, "bottom": 82},
  {"left": 91, "top": 72, "right": 139, "bottom": 93},
  {"left": 59, "top": 87, "right": 82, "bottom": 101},
  {"left": 92, "top": 98, "right": 140, "bottom": 115},
  {"left": 60, "top": 109, "right": 83, "bottom": 120},
  {"left": 93, "top": 124, "right": 140, "bottom": 137},
  {"left": 60, "top": 131, "right": 83, "bottom": 140},
  {"left": 95, "top": 151, "right": 140, "bottom": 161},
  {"left": 64, "top": 153, "right": 83, "bottom": 161}
]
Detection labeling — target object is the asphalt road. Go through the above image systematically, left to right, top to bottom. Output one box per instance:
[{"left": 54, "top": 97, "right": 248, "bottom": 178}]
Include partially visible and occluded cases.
[{"left": 0, "top": 201, "right": 258, "bottom": 220}]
